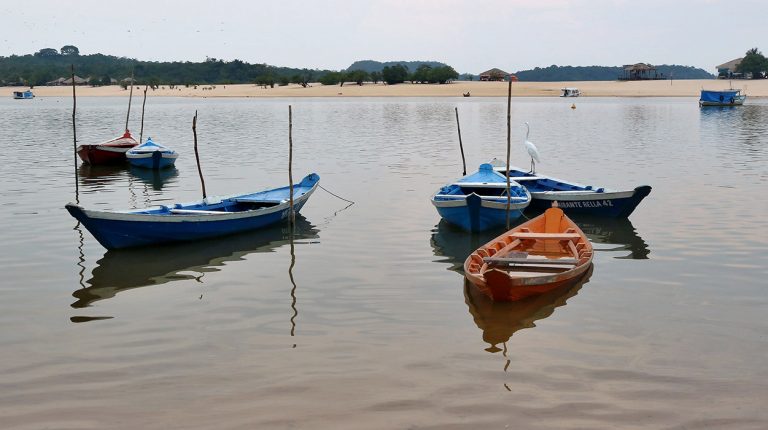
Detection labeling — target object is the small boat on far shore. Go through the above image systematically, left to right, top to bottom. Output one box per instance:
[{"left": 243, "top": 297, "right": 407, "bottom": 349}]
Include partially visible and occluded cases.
[
  {"left": 560, "top": 87, "right": 580, "bottom": 97},
  {"left": 699, "top": 89, "right": 746, "bottom": 107},
  {"left": 13, "top": 90, "right": 34, "bottom": 99},
  {"left": 77, "top": 130, "right": 139, "bottom": 165},
  {"left": 126, "top": 137, "right": 178, "bottom": 169},
  {"left": 464, "top": 206, "right": 593, "bottom": 302}
]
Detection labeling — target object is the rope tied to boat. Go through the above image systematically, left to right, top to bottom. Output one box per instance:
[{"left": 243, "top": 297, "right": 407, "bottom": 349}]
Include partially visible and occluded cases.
[{"left": 318, "top": 184, "right": 355, "bottom": 205}]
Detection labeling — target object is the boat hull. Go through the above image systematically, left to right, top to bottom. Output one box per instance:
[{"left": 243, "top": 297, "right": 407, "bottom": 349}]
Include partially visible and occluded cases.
[
  {"left": 699, "top": 98, "right": 746, "bottom": 107},
  {"left": 77, "top": 144, "right": 135, "bottom": 165},
  {"left": 127, "top": 151, "right": 178, "bottom": 169},
  {"left": 491, "top": 164, "right": 651, "bottom": 217},
  {"left": 66, "top": 174, "right": 319, "bottom": 249},
  {"left": 527, "top": 185, "right": 651, "bottom": 217},
  {"left": 433, "top": 193, "right": 527, "bottom": 232},
  {"left": 464, "top": 207, "right": 594, "bottom": 302},
  {"left": 479, "top": 263, "right": 592, "bottom": 301}
]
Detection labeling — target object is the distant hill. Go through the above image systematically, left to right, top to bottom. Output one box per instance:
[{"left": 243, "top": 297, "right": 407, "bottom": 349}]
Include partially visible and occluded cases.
[
  {"left": 346, "top": 60, "right": 449, "bottom": 73},
  {"left": 513, "top": 65, "right": 714, "bottom": 81}
]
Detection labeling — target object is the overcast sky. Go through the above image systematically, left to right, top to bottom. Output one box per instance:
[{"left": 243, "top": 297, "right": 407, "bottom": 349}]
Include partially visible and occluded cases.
[{"left": 1, "top": 0, "right": 764, "bottom": 73}]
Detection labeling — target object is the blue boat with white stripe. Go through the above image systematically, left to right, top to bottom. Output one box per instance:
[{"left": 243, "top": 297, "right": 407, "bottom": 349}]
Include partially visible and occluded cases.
[
  {"left": 126, "top": 137, "right": 178, "bottom": 169},
  {"left": 489, "top": 159, "right": 650, "bottom": 217},
  {"left": 431, "top": 163, "right": 531, "bottom": 232},
  {"left": 66, "top": 173, "right": 320, "bottom": 249}
]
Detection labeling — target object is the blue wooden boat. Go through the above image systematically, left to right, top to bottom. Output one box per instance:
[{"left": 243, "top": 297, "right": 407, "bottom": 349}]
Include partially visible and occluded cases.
[
  {"left": 699, "top": 89, "right": 746, "bottom": 107},
  {"left": 13, "top": 90, "right": 34, "bottom": 99},
  {"left": 126, "top": 137, "right": 178, "bottom": 169},
  {"left": 490, "top": 160, "right": 650, "bottom": 217},
  {"left": 431, "top": 163, "right": 531, "bottom": 232},
  {"left": 66, "top": 173, "right": 320, "bottom": 249}
]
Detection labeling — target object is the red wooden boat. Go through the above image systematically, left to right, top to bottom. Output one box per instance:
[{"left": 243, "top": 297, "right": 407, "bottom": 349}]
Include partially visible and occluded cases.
[
  {"left": 77, "top": 130, "right": 138, "bottom": 165},
  {"left": 464, "top": 205, "right": 593, "bottom": 301}
]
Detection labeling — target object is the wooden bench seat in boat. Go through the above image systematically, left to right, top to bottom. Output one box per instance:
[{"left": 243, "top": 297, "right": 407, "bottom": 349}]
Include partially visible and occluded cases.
[
  {"left": 509, "top": 232, "right": 581, "bottom": 240},
  {"left": 482, "top": 256, "right": 578, "bottom": 266}
]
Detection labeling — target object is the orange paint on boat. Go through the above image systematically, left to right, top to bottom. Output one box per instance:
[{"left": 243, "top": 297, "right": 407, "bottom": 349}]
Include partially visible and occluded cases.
[{"left": 464, "top": 206, "right": 594, "bottom": 302}]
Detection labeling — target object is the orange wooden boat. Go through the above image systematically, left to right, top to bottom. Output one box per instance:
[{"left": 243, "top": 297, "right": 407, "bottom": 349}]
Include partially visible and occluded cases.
[{"left": 464, "top": 205, "right": 593, "bottom": 301}]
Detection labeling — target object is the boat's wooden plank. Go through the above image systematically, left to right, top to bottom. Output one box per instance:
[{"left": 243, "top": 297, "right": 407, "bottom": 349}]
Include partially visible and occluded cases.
[
  {"left": 231, "top": 197, "right": 285, "bottom": 204},
  {"left": 169, "top": 208, "right": 226, "bottom": 215},
  {"left": 510, "top": 232, "right": 581, "bottom": 240},
  {"left": 483, "top": 257, "right": 578, "bottom": 265}
]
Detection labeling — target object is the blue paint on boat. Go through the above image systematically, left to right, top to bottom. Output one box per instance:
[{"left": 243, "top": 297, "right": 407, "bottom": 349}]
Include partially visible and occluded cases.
[
  {"left": 699, "top": 89, "right": 746, "bottom": 107},
  {"left": 12, "top": 90, "right": 34, "bottom": 99},
  {"left": 126, "top": 137, "right": 178, "bottom": 169},
  {"left": 490, "top": 161, "right": 651, "bottom": 217},
  {"left": 431, "top": 164, "right": 531, "bottom": 232},
  {"left": 66, "top": 173, "right": 320, "bottom": 249}
]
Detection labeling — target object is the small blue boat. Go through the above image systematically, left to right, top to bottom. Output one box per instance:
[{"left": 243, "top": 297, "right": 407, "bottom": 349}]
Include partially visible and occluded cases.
[
  {"left": 699, "top": 89, "right": 746, "bottom": 107},
  {"left": 13, "top": 90, "right": 34, "bottom": 99},
  {"left": 126, "top": 137, "right": 178, "bottom": 169},
  {"left": 490, "top": 160, "right": 651, "bottom": 217},
  {"left": 431, "top": 163, "right": 531, "bottom": 232},
  {"left": 66, "top": 173, "right": 320, "bottom": 249}
]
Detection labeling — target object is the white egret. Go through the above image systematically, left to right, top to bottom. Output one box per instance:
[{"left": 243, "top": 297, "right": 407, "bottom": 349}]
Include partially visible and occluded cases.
[{"left": 524, "top": 122, "right": 541, "bottom": 174}]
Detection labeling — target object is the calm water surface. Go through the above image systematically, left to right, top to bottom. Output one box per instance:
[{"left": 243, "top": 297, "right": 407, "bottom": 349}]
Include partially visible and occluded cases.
[{"left": 1, "top": 95, "right": 767, "bottom": 429}]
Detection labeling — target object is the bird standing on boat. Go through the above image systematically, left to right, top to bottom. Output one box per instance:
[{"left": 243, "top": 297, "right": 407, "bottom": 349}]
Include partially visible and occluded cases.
[{"left": 524, "top": 122, "right": 541, "bottom": 174}]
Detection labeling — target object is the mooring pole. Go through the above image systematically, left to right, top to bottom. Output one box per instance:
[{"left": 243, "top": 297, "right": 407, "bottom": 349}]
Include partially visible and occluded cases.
[
  {"left": 71, "top": 64, "right": 79, "bottom": 202},
  {"left": 125, "top": 68, "right": 134, "bottom": 132},
  {"left": 505, "top": 76, "right": 512, "bottom": 229},
  {"left": 139, "top": 85, "right": 148, "bottom": 143},
  {"left": 288, "top": 105, "right": 295, "bottom": 225},
  {"left": 455, "top": 107, "right": 466, "bottom": 176},
  {"left": 192, "top": 111, "right": 207, "bottom": 199}
]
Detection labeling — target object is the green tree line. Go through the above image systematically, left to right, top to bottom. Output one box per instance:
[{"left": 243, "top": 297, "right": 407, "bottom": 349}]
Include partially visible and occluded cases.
[{"left": 1, "top": 47, "right": 461, "bottom": 88}]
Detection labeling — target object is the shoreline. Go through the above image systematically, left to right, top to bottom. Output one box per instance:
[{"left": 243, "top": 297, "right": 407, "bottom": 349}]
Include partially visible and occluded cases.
[{"left": 8, "top": 79, "right": 767, "bottom": 98}]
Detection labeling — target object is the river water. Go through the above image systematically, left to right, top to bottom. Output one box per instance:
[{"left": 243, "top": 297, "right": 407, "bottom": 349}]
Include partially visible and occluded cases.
[{"left": 1, "top": 95, "right": 766, "bottom": 429}]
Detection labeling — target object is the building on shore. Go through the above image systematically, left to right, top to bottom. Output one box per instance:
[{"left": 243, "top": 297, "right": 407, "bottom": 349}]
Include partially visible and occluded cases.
[
  {"left": 716, "top": 58, "right": 743, "bottom": 79},
  {"left": 619, "top": 63, "right": 665, "bottom": 80},
  {"left": 479, "top": 68, "right": 517, "bottom": 81}
]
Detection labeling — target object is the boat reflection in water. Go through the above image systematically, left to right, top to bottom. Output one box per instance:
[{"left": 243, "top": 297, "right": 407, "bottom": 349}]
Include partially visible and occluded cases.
[
  {"left": 77, "top": 164, "right": 129, "bottom": 189},
  {"left": 128, "top": 165, "right": 179, "bottom": 190},
  {"left": 569, "top": 215, "right": 649, "bottom": 259},
  {"left": 72, "top": 216, "right": 319, "bottom": 313},
  {"left": 430, "top": 220, "right": 504, "bottom": 274},
  {"left": 464, "top": 265, "right": 592, "bottom": 353}
]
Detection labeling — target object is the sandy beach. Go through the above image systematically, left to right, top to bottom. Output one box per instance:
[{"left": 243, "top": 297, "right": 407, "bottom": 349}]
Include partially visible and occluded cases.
[{"left": 9, "top": 79, "right": 768, "bottom": 98}]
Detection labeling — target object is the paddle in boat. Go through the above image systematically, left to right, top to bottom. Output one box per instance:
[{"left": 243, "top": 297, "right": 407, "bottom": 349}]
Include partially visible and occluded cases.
[
  {"left": 699, "top": 89, "right": 746, "bottom": 107},
  {"left": 77, "top": 130, "right": 139, "bottom": 165},
  {"left": 126, "top": 137, "right": 178, "bottom": 169},
  {"left": 489, "top": 159, "right": 650, "bottom": 217},
  {"left": 431, "top": 163, "right": 531, "bottom": 232},
  {"left": 66, "top": 173, "right": 320, "bottom": 250},
  {"left": 464, "top": 204, "right": 593, "bottom": 302}
]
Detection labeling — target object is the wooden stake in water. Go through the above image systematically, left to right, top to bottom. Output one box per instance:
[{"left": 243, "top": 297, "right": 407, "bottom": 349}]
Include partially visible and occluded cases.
[
  {"left": 71, "top": 64, "right": 79, "bottom": 201},
  {"left": 124, "top": 68, "right": 134, "bottom": 132},
  {"left": 505, "top": 76, "right": 512, "bottom": 229},
  {"left": 139, "top": 85, "right": 148, "bottom": 143},
  {"left": 288, "top": 105, "right": 295, "bottom": 225},
  {"left": 454, "top": 107, "right": 466, "bottom": 176},
  {"left": 192, "top": 111, "right": 207, "bottom": 199}
]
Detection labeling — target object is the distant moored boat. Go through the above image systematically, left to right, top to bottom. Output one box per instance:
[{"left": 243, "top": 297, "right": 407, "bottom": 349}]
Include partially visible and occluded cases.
[
  {"left": 699, "top": 89, "right": 745, "bottom": 107},
  {"left": 12, "top": 90, "right": 34, "bottom": 99},
  {"left": 77, "top": 130, "right": 139, "bottom": 165},
  {"left": 126, "top": 137, "right": 178, "bottom": 169}
]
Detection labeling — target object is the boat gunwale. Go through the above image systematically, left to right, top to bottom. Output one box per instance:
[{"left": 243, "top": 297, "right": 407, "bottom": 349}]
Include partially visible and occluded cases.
[{"left": 67, "top": 175, "right": 319, "bottom": 223}]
